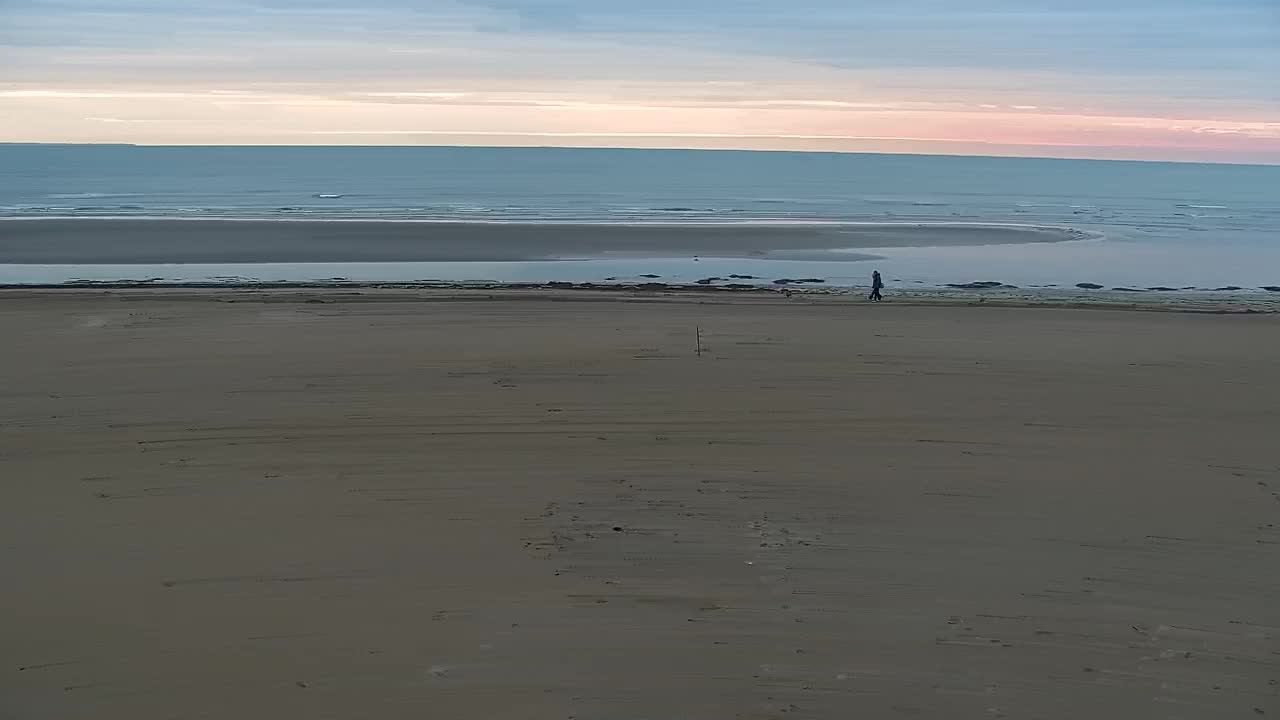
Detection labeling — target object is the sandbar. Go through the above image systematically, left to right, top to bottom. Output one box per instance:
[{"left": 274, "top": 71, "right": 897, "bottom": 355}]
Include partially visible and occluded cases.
[{"left": 0, "top": 218, "right": 1088, "bottom": 264}]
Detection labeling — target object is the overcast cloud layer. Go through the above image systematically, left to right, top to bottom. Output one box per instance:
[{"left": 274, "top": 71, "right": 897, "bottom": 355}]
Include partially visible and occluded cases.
[{"left": 2, "top": 0, "right": 1277, "bottom": 161}]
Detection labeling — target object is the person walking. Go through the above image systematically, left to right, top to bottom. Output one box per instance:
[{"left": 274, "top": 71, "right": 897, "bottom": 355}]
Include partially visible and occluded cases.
[{"left": 869, "top": 270, "right": 884, "bottom": 302}]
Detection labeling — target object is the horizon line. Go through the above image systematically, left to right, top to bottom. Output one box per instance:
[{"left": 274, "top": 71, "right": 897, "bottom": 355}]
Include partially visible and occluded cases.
[{"left": 1, "top": 141, "right": 1277, "bottom": 168}]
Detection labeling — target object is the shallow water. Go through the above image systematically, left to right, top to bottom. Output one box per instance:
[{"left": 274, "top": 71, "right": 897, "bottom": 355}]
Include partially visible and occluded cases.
[{"left": 1, "top": 145, "right": 1276, "bottom": 289}]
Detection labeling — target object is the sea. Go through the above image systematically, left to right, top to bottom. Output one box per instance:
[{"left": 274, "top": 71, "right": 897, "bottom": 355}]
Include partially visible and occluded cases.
[{"left": 2, "top": 144, "right": 1278, "bottom": 291}]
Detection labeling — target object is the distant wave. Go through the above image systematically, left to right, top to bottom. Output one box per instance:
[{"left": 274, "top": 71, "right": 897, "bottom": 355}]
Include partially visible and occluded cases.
[
  {"left": 45, "top": 192, "right": 139, "bottom": 200},
  {"left": 864, "top": 198, "right": 951, "bottom": 207},
  {"left": 0, "top": 199, "right": 1262, "bottom": 236},
  {"left": 1174, "top": 204, "right": 1228, "bottom": 210},
  {"left": 648, "top": 207, "right": 746, "bottom": 214}
]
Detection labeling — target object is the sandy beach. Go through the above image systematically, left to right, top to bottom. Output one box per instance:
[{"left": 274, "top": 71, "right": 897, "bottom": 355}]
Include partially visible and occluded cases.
[
  {"left": 0, "top": 219, "right": 1086, "bottom": 264},
  {"left": 2, "top": 288, "right": 1277, "bottom": 719}
]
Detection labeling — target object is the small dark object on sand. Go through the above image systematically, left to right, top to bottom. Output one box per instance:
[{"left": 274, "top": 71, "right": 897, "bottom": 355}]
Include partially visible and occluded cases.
[
  {"left": 1076, "top": 283, "right": 1104, "bottom": 290},
  {"left": 304, "top": 298, "right": 325, "bottom": 304},
  {"left": 612, "top": 526, "right": 623, "bottom": 532}
]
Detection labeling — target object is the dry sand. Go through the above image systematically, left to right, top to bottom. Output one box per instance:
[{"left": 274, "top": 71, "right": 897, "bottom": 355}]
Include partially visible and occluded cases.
[
  {"left": 0, "top": 219, "right": 1085, "bottom": 264},
  {"left": 2, "top": 289, "right": 1277, "bottom": 719}
]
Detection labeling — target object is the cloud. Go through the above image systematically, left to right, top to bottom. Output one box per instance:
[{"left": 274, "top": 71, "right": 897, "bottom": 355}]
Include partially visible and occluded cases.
[
  {"left": 0, "top": 0, "right": 1276, "bottom": 160},
  {"left": 2, "top": 90, "right": 211, "bottom": 99},
  {"left": 1192, "top": 125, "right": 1280, "bottom": 138},
  {"left": 304, "top": 130, "right": 996, "bottom": 143}
]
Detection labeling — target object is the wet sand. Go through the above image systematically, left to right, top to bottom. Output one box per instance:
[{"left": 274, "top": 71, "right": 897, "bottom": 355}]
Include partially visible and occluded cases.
[
  {"left": 0, "top": 218, "right": 1086, "bottom": 264},
  {"left": 2, "top": 289, "right": 1277, "bottom": 719}
]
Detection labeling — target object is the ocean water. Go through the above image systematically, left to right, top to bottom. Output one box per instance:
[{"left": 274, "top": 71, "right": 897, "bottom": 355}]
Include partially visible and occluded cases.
[{"left": 2, "top": 144, "right": 1278, "bottom": 289}]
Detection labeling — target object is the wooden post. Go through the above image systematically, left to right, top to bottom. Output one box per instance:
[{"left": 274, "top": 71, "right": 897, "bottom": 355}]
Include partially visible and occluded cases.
[{"left": 696, "top": 326, "right": 703, "bottom": 357}]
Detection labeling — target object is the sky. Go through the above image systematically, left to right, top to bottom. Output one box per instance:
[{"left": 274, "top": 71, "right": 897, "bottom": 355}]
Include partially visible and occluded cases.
[{"left": 1, "top": 0, "right": 1278, "bottom": 162}]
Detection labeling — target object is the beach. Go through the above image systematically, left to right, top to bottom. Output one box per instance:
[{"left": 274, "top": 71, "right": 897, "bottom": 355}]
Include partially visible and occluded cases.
[{"left": 3, "top": 288, "right": 1277, "bottom": 719}]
